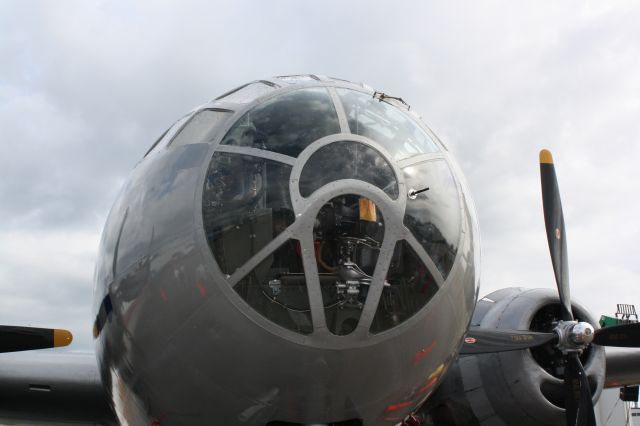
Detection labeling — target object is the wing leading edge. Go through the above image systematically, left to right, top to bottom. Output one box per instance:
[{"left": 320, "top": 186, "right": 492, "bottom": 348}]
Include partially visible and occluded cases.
[{"left": 0, "top": 351, "right": 115, "bottom": 425}]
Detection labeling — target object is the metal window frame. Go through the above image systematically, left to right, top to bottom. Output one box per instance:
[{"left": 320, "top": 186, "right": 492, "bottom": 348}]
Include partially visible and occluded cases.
[{"left": 193, "top": 77, "right": 466, "bottom": 348}]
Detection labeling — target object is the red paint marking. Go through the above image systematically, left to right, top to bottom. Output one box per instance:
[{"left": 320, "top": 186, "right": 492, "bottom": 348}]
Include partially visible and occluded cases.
[
  {"left": 196, "top": 280, "right": 206, "bottom": 297},
  {"left": 160, "top": 289, "right": 168, "bottom": 302},
  {"left": 465, "top": 337, "right": 476, "bottom": 344},
  {"left": 414, "top": 341, "right": 437, "bottom": 364},
  {"left": 418, "top": 376, "right": 439, "bottom": 394},
  {"left": 385, "top": 400, "right": 413, "bottom": 413}
]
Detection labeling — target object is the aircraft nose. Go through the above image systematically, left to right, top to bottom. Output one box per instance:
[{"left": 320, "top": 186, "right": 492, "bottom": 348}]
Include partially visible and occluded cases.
[
  {"left": 199, "top": 82, "right": 463, "bottom": 347},
  {"left": 201, "top": 134, "right": 459, "bottom": 344}
]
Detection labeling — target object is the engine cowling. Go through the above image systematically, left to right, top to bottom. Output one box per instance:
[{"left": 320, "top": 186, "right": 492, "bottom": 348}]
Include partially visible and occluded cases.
[{"left": 420, "top": 287, "right": 605, "bottom": 426}]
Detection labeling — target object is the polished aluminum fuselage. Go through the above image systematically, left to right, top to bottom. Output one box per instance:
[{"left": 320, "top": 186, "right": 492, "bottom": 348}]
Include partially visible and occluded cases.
[{"left": 93, "top": 78, "right": 480, "bottom": 425}]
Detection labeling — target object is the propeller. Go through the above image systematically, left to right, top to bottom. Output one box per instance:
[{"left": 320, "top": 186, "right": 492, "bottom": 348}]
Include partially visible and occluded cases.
[
  {"left": 459, "top": 149, "right": 640, "bottom": 426},
  {"left": 540, "top": 149, "right": 573, "bottom": 322},
  {"left": 540, "top": 149, "right": 593, "bottom": 426},
  {"left": 540, "top": 149, "right": 640, "bottom": 424},
  {"left": 592, "top": 322, "right": 640, "bottom": 347},
  {"left": 0, "top": 325, "right": 72, "bottom": 353},
  {"left": 460, "top": 327, "right": 556, "bottom": 355},
  {"left": 565, "top": 353, "right": 596, "bottom": 426}
]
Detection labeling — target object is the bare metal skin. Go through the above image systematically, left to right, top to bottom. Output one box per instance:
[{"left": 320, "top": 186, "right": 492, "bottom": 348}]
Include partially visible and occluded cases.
[{"left": 92, "top": 76, "right": 479, "bottom": 425}]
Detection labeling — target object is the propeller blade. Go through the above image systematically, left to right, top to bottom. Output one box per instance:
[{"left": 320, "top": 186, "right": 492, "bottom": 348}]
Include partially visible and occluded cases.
[
  {"left": 540, "top": 149, "right": 573, "bottom": 321},
  {"left": 539, "top": 151, "right": 596, "bottom": 425},
  {"left": 593, "top": 322, "right": 640, "bottom": 347},
  {"left": 0, "top": 325, "right": 73, "bottom": 353},
  {"left": 459, "top": 327, "right": 557, "bottom": 355},
  {"left": 564, "top": 354, "right": 596, "bottom": 426},
  {"left": 564, "top": 355, "right": 579, "bottom": 426}
]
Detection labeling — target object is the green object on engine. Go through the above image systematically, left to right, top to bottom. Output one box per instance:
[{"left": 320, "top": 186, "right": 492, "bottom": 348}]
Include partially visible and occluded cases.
[{"left": 600, "top": 315, "right": 628, "bottom": 328}]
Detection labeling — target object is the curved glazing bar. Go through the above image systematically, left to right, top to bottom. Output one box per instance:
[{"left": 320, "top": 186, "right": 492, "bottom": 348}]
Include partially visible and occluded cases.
[
  {"left": 275, "top": 75, "right": 320, "bottom": 83},
  {"left": 215, "top": 81, "right": 276, "bottom": 104},
  {"left": 220, "top": 88, "right": 340, "bottom": 157},
  {"left": 336, "top": 88, "right": 439, "bottom": 160},
  {"left": 170, "top": 109, "right": 232, "bottom": 147},
  {"left": 144, "top": 114, "right": 191, "bottom": 157},
  {"left": 299, "top": 141, "right": 399, "bottom": 200},
  {"left": 202, "top": 152, "right": 295, "bottom": 275},
  {"left": 403, "top": 160, "right": 460, "bottom": 279},
  {"left": 313, "top": 194, "right": 385, "bottom": 335},
  {"left": 234, "top": 239, "right": 313, "bottom": 335},
  {"left": 370, "top": 240, "right": 439, "bottom": 333}
]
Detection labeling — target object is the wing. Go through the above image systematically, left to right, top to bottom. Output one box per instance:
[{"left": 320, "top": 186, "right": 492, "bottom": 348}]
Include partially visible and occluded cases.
[{"left": 0, "top": 351, "right": 116, "bottom": 425}]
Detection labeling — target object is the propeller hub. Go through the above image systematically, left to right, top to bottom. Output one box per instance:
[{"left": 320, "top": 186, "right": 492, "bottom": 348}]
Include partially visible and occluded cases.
[
  {"left": 554, "top": 320, "right": 594, "bottom": 354},
  {"left": 570, "top": 322, "right": 595, "bottom": 346}
]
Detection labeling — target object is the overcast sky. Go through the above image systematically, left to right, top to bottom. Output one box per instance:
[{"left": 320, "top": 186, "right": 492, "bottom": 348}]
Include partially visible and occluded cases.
[{"left": 1, "top": 1, "right": 639, "bottom": 351}]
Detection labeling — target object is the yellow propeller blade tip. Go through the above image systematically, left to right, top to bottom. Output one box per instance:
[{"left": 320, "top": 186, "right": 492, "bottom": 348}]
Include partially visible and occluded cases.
[
  {"left": 539, "top": 149, "right": 554, "bottom": 164},
  {"left": 53, "top": 329, "right": 73, "bottom": 347}
]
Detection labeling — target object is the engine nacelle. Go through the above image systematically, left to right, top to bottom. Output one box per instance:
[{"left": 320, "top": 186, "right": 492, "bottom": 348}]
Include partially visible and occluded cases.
[{"left": 420, "top": 287, "right": 605, "bottom": 426}]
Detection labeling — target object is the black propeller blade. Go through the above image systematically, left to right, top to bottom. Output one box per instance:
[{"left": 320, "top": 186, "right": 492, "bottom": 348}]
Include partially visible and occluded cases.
[
  {"left": 540, "top": 149, "right": 573, "bottom": 322},
  {"left": 540, "top": 150, "right": 597, "bottom": 426},
  {"left": 593, "top": 322, "right": 640, "bottom": 347},
  {"left": 0, "top": 325, "right": 73, "bottom": 353},
  {"left": 460, "top": 327, "right": 557, "bottom": 355},
  {"left": 564, "top": 354, "right": 596, "bottom": 426},
  {"left": 564, "top": 354, "right": 579, "bottom": 426}
]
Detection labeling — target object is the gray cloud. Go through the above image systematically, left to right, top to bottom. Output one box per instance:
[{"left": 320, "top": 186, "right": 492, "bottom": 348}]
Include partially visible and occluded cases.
[{"left": 1, "top": 1, "right": 639, "bottom": 350}]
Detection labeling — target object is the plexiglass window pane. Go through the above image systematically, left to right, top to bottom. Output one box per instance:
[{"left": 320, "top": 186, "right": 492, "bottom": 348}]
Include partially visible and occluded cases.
[
  {"left": 216, "top": 82, "right": 275, "bottom": 104},
  {"left": 221, "top": 88, "right": 340, "bottom": 157},
  {"left": 336, "top": 89, "right": 439, "bottom": 160},
  {"left": 170, "top": 109, "right": 232, "bottom": 147},
  {"left": 144, "top": 114, "right": 191, "bottom": 156},
  {"left": 299, "top": 141, "right": 398, "bottom": 199},
  {"left": 202, "top": 153, "right": 295, "bottom": 275},
  {"left": 403, "top": 160, "right": 460, "bottom": 279},
  {"left": 314, "top": 194, "right": 385, "bottom": 335},
  {"left": 234, "top": 240, "right": 312, "bottom": 334},
  {"left": 370, "top": 240, "right": 438, "bottom": 333}
]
